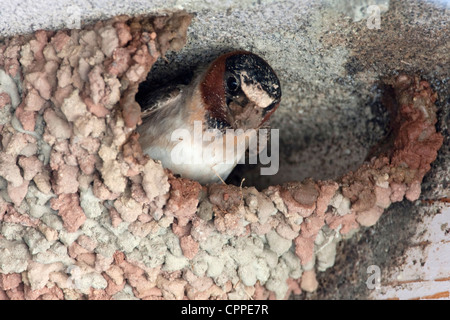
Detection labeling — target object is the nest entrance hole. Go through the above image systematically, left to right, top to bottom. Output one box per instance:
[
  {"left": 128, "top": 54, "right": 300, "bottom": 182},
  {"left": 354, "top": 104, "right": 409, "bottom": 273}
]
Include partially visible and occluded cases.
[{"left": 137, "top": 67, "right": 391, "bottom": 190}]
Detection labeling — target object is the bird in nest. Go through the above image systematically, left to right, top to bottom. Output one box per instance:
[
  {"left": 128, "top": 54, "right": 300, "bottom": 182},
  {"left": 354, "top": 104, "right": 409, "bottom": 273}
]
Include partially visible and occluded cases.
[{"left": 136, "top": 51, "right": 281, "bottom": 184}]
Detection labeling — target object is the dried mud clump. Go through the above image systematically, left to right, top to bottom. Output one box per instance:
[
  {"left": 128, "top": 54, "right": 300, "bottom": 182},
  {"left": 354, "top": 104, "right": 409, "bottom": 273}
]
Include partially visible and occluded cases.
[{"left": 0, "top": 12, "right": 443, "bottom": 300}]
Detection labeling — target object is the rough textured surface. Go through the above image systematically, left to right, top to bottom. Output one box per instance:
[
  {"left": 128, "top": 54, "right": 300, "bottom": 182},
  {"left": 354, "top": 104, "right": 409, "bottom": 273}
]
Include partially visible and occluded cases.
[{"left": 0, "top": 0, "right": 449, "bottom": 300}]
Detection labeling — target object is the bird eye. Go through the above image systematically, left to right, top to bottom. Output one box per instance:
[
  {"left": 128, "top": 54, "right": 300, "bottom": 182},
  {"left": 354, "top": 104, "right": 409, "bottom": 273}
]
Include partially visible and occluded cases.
[{"left": 226, "top": 75, "right": 240, "bottom": 93}]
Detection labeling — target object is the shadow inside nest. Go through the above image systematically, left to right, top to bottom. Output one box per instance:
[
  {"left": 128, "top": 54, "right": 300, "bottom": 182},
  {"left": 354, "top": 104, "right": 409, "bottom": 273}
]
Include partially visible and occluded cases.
[
  {"left": 136, "top": 54, "right": 393, "bottom": 191},
  {"left": 226, "top": 83, "right": 391, "bottom": 190}
]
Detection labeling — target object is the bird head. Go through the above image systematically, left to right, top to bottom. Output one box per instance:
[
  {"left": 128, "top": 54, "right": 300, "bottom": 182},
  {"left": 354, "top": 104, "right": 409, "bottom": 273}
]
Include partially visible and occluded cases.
[{"left": 200, "top": 51, "right": 281, "bottom": 131}]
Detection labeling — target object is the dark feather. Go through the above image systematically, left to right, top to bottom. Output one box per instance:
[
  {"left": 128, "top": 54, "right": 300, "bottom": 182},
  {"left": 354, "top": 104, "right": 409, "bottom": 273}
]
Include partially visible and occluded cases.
[
  {"left": 135, "top": 68, "right": 195, "bottom": 119},
  {"left": 137, "top": 84, "right": 183, "bottom": 119}
]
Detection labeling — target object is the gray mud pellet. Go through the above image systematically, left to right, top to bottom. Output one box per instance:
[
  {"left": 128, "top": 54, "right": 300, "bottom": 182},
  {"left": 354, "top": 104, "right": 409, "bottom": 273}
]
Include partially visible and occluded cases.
[
  {"left": 23, "top": 228, "right": 53, "bottom": 255},
  {"left": 265, "top": 229, "right": 293, "bottom": 256},
  {"left": 0, "top": 239, "right": 31, "bottom": 273}
]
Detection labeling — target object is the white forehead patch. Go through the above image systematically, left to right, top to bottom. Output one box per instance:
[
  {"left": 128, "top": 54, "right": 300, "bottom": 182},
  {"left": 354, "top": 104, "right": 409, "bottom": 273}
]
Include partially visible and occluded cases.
[{"left": 240, "top": 72, "right": 274, "bottom": 108}]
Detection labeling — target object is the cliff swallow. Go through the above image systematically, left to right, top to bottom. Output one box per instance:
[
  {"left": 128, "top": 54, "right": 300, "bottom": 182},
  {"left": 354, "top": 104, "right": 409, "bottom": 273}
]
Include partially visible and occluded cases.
[{"left": 136, "top": 51, "right": 281, "bottom": 184}]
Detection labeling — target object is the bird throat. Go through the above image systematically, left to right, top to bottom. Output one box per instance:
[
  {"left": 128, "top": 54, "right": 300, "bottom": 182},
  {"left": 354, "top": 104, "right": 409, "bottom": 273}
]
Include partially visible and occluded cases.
[{"left": 227, "top": 101, "right": 264, "bottom": 131}]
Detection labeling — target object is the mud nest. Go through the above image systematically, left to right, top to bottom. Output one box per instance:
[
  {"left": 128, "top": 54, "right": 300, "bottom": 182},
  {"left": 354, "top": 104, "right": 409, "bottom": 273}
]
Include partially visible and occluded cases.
[{"left": 0, "top": 13, "right": 443, "bottom": 300}]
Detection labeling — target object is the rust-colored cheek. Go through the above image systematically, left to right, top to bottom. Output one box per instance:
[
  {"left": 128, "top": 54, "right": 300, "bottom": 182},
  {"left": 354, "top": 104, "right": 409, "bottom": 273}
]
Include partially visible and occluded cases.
[
  {"left": 200, "top": 51, "right": 252, "bottom": 122},
  {"left": 200, "top": 57, "right": 227, "bottom": 121}
]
